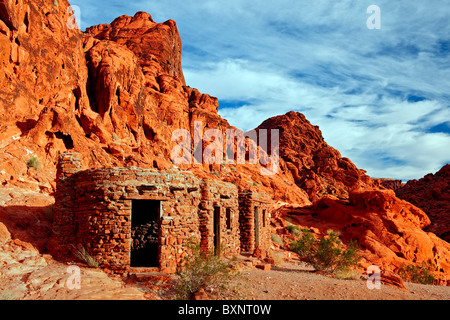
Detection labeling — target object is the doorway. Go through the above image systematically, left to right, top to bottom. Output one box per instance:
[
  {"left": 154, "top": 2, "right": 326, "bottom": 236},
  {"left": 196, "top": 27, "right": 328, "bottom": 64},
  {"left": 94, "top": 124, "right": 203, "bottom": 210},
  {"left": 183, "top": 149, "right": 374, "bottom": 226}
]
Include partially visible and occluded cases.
[
  {"left": 130, "top": 200, "right": 161, "bottom": 268},
  {"left": 213, "top": 206, "right": 221, "bottom": 255},
  {"left": 254, "top": 206, "right": 260, "bottom": 248}
]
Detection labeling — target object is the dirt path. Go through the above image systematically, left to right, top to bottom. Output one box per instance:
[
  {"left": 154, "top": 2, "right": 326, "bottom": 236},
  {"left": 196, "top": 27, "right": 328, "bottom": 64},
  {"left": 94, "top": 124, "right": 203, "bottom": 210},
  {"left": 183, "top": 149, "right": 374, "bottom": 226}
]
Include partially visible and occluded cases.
[
  {"left": 1, "top": 188, "right": 449, "bottom": 301},
  {"left": 1, "top": 249, "right": 449, "bottom": 300},
  {"left": 228, "top": 262, "right": 450, "bottom": 300}
]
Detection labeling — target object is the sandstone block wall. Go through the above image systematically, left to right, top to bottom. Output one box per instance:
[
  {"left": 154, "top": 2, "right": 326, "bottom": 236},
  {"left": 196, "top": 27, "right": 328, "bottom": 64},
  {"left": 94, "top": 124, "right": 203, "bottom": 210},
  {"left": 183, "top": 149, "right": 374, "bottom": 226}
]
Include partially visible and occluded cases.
[
  {"left": 47, "top": 152, "right": 83, "bottom": 257},
  {"left": 49, "top": 152, "right": 272, "bottom": 274},
  {"left": 72, "top": 167, "right": 203, "bottom": 273},
  {"left": 199, "top": 181, "right": 240, "bottom": 257},
  {"left": 239, "top": 191, "right": 272, "bottom": 253}
]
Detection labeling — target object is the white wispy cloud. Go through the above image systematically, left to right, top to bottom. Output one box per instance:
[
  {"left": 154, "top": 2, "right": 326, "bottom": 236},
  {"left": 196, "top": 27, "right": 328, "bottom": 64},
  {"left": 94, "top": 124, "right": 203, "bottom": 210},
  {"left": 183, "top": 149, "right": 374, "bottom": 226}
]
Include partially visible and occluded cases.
[{"left": 71, "top": 0, "right": 450, "bottom": 181}]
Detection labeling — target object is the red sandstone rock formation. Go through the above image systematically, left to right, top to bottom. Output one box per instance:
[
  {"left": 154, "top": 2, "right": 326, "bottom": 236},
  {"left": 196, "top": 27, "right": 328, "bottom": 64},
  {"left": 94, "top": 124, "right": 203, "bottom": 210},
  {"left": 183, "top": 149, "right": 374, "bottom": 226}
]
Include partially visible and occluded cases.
[
  {"left": 0, "top": 0, "right": 89, "bottom": 191},
  {"left": 1, "top": 0, "right": 449, "bottom": 287},
  {"left": 0, "top": 1, "right": 195, "bottom": 192},
  {"left": 0, "top": 2, "right": 309, "bottom": 204},
  {"left": 85, "top": 12, "right": 185, "bottom": 86},
  {"left": 257, "top": 111, "right": 376, "bottom": 201},
  {"left": 396, "top": 164, "right": 450, "bottom": 242},
  {"left": 373, "top": 178, "right": 405, "bottom": 192},
  {"left": 271, "top": 189, "right": 450, "bottom": 285},
  {"left": 0, "top": 222, "right": 11, "bottom": 243}
]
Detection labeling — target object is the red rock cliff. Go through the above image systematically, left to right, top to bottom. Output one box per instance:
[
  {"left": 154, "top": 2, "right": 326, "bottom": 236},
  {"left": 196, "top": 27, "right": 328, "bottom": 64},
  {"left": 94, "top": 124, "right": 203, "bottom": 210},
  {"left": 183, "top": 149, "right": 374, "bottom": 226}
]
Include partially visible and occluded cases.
[
  {"left": 0, "top": 2, "right": 311, "bottom": 204},
  {"left": 257, "top": 111, "right": 377, "bottom": 201},
  {"left": 396, "top": 164, "right": 450, "bottom": 242}
]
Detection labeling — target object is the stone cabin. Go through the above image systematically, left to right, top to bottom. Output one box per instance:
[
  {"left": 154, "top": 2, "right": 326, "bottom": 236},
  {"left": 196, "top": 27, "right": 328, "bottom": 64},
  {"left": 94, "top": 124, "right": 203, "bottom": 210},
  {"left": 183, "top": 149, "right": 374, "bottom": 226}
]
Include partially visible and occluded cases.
[{"left": 48, "top": 152, "right": 272, "bottom": 274}]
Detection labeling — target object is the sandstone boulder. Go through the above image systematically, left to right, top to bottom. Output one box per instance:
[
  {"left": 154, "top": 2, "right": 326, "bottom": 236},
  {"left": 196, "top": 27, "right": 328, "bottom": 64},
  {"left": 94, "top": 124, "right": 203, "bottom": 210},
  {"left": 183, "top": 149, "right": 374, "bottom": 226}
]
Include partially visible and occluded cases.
[
  {"left": 396, "top": 164, "right": 450, "bottom": 242},
  {"left": 273, "top": 189, "right": 450, "bottom": 285},
  {"left": 0, "top": 222, "right": 10, "bottom": 242}
]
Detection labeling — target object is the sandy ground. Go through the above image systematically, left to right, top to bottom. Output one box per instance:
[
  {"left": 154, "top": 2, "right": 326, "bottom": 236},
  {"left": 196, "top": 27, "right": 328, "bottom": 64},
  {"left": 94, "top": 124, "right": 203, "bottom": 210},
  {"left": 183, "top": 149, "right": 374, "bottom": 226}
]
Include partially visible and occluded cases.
[
  {"left": 1, "top": 187, "right": 449, "bottom": 301},
  {"left": 1, "top": 247, "right": 450, "bottom": 301},
  {"left": 227, "top": 262, "right": 450, "bottom": 300}
]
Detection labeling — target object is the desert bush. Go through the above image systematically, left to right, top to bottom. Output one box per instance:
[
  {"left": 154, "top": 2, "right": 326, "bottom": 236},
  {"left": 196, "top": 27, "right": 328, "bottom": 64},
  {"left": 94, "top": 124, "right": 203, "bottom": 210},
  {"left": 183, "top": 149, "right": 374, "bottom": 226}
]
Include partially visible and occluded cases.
[
  {"left": 27, "top": 156, "right": 42, "bottom": 170},
  {"left": 286, "top": 225, "right": 302, "bottom": 237},
  {"left": 289, "top": 228, "right": 316, "bottom": 259},
  {"left": 290, "top": 229, "right": 360, "bottom": 274},
  {"left": 271, "top": 233, "right": 283, "bottom": 246},
  {"left": 175, "top": 239, "right": 236, "bottom": 300},
  {"left": 73, "top": 245, "right": 100, "bottom": 268},
  {"left": 269, "top": 250, "right": 285, "bottom": 266},
  {"left": 398, "top": 261, "right": 436, "bottom": 285},
  {"left": 334, "top": 268, "right": 361, "bottom": 280}
]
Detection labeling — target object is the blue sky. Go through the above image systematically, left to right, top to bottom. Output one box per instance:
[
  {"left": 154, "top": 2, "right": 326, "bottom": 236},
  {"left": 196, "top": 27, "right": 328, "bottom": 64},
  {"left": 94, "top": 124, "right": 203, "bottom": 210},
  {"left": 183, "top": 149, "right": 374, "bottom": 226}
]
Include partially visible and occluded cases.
[{"left": 70, "top": 0, "right": 450, "bottom": 181}]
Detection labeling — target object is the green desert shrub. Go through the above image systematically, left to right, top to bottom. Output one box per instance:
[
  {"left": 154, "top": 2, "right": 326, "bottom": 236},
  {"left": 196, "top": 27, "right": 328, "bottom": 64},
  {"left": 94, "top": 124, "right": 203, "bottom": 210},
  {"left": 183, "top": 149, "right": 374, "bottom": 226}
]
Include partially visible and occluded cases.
[
  {"left": 27, "top": 156, "right": 42, "bottom": 170},
  {"left": 286, "top": 225, "right": 302, "bottom": 237},
  {"left": 290, "top": 229, "right": 360, "bottom": 274},
  {"left": 271, "top": 233, "right": 283, "bottom": 246},
  {"left": 175, "top": 239, "right": 236, "bottom": 300},
  {"left": 398, "top": 261, "right": 436, "bottom": 285}
]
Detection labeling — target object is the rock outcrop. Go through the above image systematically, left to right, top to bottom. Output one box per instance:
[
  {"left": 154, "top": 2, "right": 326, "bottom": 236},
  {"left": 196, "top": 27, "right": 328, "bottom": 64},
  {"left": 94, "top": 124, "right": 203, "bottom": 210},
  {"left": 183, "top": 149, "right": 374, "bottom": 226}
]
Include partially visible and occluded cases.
[
  {"left": 0, "top": 0, "right": 449, "bottom": 289},
  {"left": 0, "top": 0, "right": 89, "bottom": 191},
  {"left": 0, "top": 0, "right": 216, "bottom": 191},
  {"left": 0, "top": 2, "right": 310, "bottom": 204},
  {"left": 257, "top": 111, "right": 376, "bottom": 201},
  {"left": 396, "top": 164, "right": 450, "bottom": 242},
  {"left": 373, "top": 178, "right": 405, "bottom": 192},
  {"left": 271, "top": 189, "right": 450, "bottom": 285}
]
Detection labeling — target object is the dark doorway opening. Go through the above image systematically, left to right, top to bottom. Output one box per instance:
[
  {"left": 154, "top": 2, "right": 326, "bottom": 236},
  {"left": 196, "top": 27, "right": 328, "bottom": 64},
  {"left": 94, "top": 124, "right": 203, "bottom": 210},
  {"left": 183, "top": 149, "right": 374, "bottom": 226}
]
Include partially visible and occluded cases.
[
  {"left": 131, "top": 200, "right": 161, "bottom": 268},
  {"left": 214, "top": 206, "right": 221, "bottom": 256},
  {"left": 254, "top": 206, "right": 260, "bottom": 248},
  {"left": 226, "top": 208, "right": 232, "bottom": 230}
]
